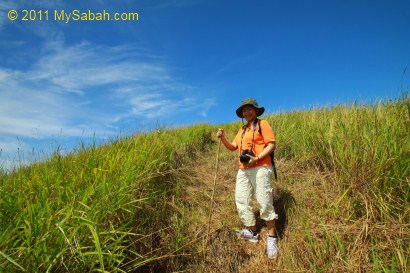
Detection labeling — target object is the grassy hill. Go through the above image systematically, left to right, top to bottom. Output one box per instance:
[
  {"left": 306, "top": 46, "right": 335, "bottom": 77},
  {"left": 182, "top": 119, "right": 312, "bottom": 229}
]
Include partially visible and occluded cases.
[{"left": 1, "top": 95, "right": 409, "bottom": 272}]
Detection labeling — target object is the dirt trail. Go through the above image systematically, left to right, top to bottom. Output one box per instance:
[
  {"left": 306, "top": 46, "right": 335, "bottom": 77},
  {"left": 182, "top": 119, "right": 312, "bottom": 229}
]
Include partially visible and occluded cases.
[
  {"left": 178, "top": 138, "right": 391, "bottom": 273},
  {"left": 180, "top": 144, "right": 294, "bottom": 273}
]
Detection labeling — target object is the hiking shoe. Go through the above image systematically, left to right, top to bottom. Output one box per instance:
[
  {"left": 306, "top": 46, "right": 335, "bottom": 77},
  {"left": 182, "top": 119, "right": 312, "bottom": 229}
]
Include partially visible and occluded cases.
[
  {"left": 236, "top": 228, "right": 259, "bottom": 243},
  {"left": 267, "top": 236, "right": 278, "bottom": 259}
]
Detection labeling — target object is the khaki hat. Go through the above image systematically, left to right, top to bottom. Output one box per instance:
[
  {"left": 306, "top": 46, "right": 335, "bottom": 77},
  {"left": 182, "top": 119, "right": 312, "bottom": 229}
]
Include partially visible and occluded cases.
[{"left": 235, "top": 98, "right": 265, "bottom": 118}]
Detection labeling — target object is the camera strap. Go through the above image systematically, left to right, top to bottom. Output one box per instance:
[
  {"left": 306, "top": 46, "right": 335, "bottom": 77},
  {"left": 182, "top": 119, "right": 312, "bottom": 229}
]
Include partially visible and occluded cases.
[{"left": 240, "top": 118, "right": 258, "bottom": 153}]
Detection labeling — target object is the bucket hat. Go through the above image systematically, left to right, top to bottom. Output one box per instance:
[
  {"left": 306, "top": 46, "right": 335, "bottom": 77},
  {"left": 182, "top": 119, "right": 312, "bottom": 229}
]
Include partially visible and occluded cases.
[{"left": 236, "top": 98, "right": 265, "bottom": 118}]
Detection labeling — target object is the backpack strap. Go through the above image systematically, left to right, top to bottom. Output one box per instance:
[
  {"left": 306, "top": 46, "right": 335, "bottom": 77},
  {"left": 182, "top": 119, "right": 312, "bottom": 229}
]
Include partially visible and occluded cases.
[{"left": 258, "top": 119, "right": 278, "bottom": 180}]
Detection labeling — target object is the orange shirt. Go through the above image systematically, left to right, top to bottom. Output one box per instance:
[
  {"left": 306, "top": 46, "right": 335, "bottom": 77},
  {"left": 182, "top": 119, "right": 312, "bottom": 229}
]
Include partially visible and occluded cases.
[{"left": 233, "top": 119, "right": 276, "bottom": 169}]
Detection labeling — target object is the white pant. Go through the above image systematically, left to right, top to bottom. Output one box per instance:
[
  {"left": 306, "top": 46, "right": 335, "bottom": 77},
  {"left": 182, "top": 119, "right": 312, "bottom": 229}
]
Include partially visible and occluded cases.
[{"left": 235, "top": 166, "right": 278, "bottom": 227}]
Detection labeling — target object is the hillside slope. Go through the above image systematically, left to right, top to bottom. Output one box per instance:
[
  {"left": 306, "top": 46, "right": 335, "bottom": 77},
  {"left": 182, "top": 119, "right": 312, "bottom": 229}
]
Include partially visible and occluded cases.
[
  {"left": 1, "top": 97, "right": 408, "bottom": 272},
  {"left": 170, "top": 97, "right": 409, "bottom": 272},
  {"left": 174, "top": 140, "right": 408, "bottom": 272},
  {"left": 171, "top": 143, "right": 409, "bottom": 272}
]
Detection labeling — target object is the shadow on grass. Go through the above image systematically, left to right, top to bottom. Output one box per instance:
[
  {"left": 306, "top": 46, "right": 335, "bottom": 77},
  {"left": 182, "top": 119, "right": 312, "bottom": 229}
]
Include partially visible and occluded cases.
[{"left": 255, "top": 186, "right": 296, "bottom": 239}]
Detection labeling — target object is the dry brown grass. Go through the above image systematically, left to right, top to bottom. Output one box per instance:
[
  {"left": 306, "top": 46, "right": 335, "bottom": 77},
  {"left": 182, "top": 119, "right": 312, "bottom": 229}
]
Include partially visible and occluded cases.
[{"left": 170, "top": 141, "right": 409, "bottom": 273}]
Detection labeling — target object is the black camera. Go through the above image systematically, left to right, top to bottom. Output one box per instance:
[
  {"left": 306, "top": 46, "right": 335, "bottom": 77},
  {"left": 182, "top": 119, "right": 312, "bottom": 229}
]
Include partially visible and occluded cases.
[{"left": 240, "top": 149, "right": 255, "bottom": 164}]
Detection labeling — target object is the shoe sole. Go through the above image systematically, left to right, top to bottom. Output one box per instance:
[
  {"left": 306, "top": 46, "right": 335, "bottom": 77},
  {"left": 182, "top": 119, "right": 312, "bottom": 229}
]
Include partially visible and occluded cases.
[{"left": 235, "top": 231, "right": 259, "bottom": 243}]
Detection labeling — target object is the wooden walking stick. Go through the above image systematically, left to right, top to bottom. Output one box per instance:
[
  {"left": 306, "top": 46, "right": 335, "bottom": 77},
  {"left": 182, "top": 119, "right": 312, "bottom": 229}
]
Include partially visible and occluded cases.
[{"left": 204, "top": 137, "right": 222, "bottom": 257}]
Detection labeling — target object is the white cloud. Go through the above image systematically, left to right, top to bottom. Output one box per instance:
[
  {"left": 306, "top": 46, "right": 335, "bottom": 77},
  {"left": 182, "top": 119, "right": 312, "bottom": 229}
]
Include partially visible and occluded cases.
[
  {"left": 0, "top": 1, "right": 216, "bottom": 170},
  {"left": 0, "top": 39, "right": 215, "bottom": 148},
  {"left": 25, "top": 40, "right": 172, "bottom": 92},
  {"left": 0, "top": 69, "right": 83, "bottom": 138},
  {"left": 127, "top": 92, "right": 216, "bottom": 119},
  {"left": 0, "top": 137, "right": 33, "bottom": 171},
  {"left": 0, "top": 137, "right": 28, "bottom": 158}
]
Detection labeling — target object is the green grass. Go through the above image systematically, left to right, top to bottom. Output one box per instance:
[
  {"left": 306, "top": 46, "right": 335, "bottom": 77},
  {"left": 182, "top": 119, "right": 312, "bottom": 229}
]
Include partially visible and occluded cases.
[
  {"left": 1, "top": 95, "right": 409, "bottom": 272},
  {"left": 268, "top": 96, "right": 409, "bottom": 220},
  {"left": 0, "top": 124, "right": 214, "bottom": 272}
]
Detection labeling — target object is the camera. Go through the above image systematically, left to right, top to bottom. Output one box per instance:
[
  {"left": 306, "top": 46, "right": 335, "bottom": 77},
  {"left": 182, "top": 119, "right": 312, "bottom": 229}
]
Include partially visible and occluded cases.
[{"left": 240, "top": 149, "right": 255, "bottom": 164}]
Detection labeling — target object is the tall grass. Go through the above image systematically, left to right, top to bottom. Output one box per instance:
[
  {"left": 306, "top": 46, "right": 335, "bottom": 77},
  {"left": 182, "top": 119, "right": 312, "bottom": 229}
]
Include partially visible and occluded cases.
[
  {"left": 264, "top": 94, "right": 409, "bottom": 272},
  {"left": 1, "top": 95, "right": 409, "bottom": 272},
  {"left": 181, "top": 95, "right": 409, "bottom": 272},
  {"left": 268, "top": 95, "right": 409, "bottom": 220},
  {"left": 0, "top": 124, "right": 214, "bottom": 272}
]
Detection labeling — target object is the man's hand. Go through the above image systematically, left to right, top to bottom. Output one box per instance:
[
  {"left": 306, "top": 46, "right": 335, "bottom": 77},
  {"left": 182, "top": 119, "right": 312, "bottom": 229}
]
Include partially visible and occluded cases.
[
  {"left": 217, "top": 128, "right": 225, "bottom": 138},
  {"left": 245, "top": 155, "right": 259, "bottom": 166}
]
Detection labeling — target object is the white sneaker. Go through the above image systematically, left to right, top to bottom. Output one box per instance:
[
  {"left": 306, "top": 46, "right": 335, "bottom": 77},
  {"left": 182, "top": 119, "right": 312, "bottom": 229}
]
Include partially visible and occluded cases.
[
  {"left": 235, "top": 228, "right": 259, "bottom": 243},
  {"left": 267, "top": 236, "right": 278, "bottom": 259}
]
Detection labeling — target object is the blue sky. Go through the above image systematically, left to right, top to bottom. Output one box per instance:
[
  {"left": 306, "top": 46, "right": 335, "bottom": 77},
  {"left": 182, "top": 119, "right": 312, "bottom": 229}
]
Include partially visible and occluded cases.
[{"left": 1, "top": 0, "right": 409, "bottom": 169}]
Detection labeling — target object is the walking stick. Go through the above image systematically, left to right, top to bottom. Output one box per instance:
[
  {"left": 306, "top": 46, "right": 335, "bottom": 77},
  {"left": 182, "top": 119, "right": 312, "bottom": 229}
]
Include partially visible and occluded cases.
[{"left": 204, "top": 137, "right": 222, "bottom": 257}]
